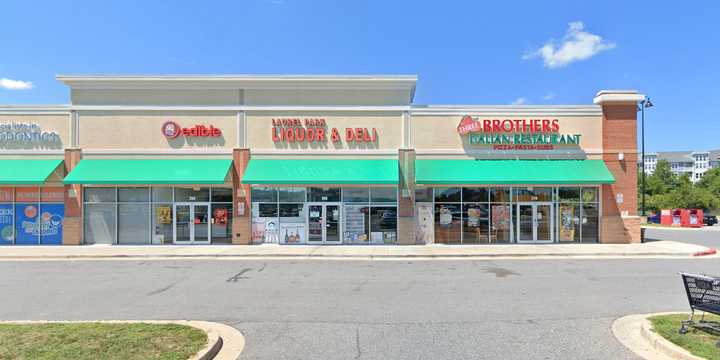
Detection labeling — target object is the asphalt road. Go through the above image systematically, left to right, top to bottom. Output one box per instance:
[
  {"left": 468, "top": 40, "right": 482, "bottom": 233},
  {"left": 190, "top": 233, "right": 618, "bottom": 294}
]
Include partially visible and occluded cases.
[
  {"left": 645, "top": 226, "right": 720, "bottom": 248},
  {"left": 1, "top": 257, "right": 719, "bottom": 359}
]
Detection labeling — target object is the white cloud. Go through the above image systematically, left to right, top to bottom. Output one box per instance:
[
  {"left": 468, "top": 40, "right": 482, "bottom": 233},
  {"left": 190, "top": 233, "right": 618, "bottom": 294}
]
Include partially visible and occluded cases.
[
  {"left": 523, "top": 21, "right": 616, "bottom": 69},
  {"left": 0, "top": 78, "right": 33, "bottom": 90},
  {"left": 542, "top": 92, "right": 556, "bottom": 100},
  {"left": 511, "top": 97, "right": 527, "bottom": 105}
]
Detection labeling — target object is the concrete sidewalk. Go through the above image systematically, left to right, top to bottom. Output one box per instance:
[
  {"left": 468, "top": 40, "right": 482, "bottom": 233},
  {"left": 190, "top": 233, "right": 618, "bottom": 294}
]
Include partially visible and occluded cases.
[{"left": 0, "top": 241, "right": 713, "bottom": 260}]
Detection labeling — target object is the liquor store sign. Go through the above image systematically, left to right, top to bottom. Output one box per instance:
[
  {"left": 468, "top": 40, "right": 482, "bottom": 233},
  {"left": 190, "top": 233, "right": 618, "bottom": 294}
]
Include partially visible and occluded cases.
[
  {"left": 457, "top": 115, "right": 581, "bottom": 150},
  {"left": 271, "top": 118, "right": 378, "bottom": 144}
]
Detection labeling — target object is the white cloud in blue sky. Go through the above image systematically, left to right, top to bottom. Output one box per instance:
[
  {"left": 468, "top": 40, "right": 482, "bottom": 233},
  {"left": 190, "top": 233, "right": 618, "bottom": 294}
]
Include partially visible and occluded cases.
[
  {"left": 524, "top": 21, "right": 616, "bottom": 69},
  {"left": 0, "top": 78, "right": 33, "bottom": 90},
  {"left": 511, "top": 97, "right": 527, "bottom": 105}
]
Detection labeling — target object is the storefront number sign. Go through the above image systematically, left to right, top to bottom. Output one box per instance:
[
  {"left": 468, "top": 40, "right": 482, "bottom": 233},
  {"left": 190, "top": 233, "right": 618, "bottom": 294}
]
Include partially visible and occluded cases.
[
  {"left": 457, "top": 115, "right": 581, "bottom": 150},
  {"left": 271, "top": 118, "right": 378, "bottom": 144}
]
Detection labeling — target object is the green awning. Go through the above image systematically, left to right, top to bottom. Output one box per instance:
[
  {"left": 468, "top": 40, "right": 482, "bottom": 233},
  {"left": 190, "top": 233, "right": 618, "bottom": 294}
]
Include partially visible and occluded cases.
[
  {"left": 0, "top": 159, "right": 63, "bottom": 185},
  {"left": 64, "top": 159, "right": 232, "bottom": 185},
  {"left": 242, "top": 159, "right": 398, "bottom": 184},
  {"left": 416, "top": 159, "right": 615, "bottom": 185}
]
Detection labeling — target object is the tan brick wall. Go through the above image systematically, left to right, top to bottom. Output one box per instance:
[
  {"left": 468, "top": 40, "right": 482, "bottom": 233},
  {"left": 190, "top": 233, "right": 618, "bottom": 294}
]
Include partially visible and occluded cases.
[
  {"left": 600, "top": 103, "right": 639, "bottom": 243},
  {"left": 63, "top": 149, "right": 82, "bottom": 245},
  {"left": 232, "top": 149, "right": 252, "bottom": 244}
]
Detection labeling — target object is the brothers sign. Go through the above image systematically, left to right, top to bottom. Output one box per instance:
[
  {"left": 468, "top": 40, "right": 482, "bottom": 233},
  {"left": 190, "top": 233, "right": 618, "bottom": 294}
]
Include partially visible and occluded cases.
[{"left": 457, "top": 115, "right": 581, "bottom": 150}]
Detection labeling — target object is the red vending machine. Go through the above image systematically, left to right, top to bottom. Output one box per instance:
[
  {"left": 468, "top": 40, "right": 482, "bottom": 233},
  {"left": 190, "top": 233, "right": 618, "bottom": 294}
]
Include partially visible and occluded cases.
[
  {"left": 660, "top": 209, "right": 682, "bottom": 226},
  {"left": 681, "top": 209, "right": 704, "bottom": 228}
]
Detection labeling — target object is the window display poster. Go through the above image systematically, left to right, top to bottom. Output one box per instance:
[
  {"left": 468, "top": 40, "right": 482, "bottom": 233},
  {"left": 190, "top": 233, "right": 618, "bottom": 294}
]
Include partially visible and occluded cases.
[
  {"left": 14, "top": 203, "right": 39, "bottom": 244},
  {"left": 39, "top": 203, "right": 63, "bottom": 245},
  {"left": 415, "top": 203, "right": 434, "bottom": 244},
  {"left": 0, "top": 204, "right": 13, "bottom": 244},
  {"left": 344, "top": 205, "right": 367, "bottom": 243},
  {"left": 491, "top": 205, "right": 510, "bottom": 231},
  {"left": 559, "top": 205, "right": 575, "bottom": 241},
  {"left": 156, "top": 206, "right": 172, "bottom": 225},
  {"left": 439, "top": 206, "right": 453, "bottom": 227},
  {"left": 466, "top": 207, "right": 481, "bottom": 227},
  {"left": 213, "top": 208, "right": 228, "bottom": 224},
  {"left": 252, "top": 218, "right": 279, "bottom": 244},
  {"left": 251, "top": 220, "right": 265, "bottom": 244},
  {"left": 280, "top": 223, "right": 306, "bottom": 244},
  {"left": 370, "top": 231, "right": 384, "bottom": 244}
]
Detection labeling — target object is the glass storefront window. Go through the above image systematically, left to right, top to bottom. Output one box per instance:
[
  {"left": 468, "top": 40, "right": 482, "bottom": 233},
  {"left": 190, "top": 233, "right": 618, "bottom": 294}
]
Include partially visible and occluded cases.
[
  {"left": 251, "top": 186, "right": 277, "bottom": 202},
  {"left": 118, "top": 187, "right": 150, "bottom": 202},
  {"left": 152, "top": 187, "right": 174, "bottom": 202},
  {"left": 174, "top": 187, "right": 210, "bottom": 202},
  {"left": 211, "top": 187, "right": 233, "bottom": 203},
  {"left": 278, "top": 187, "right": 306, "bottom": 203},
  {"left": 308, "top": 187, "right": 340, "bottom": 202},
  {"left": 371, "top": 187, "right": 397, "bottom": 203},
  {"left": 434, "top": 187, "right": 461, "bottom": 203},
  {"left": 513, "top": 187, "right": 553, "bottom": 202},
  {"left": 558, "top": 187, "right": 581, "bottom": 202},
  {"left": 85, "top": 188, "right": 116, "bottom": 203},
  {"left": 342, "top": 188, "right": 369, "bottom": 203},
  {"left": 415, "top": 188, "right": 433, "bottom": 202},
  {"left": 462, "top": 188, "right": 488, "bottom": 203},
  {"left": 489, "top": 188, "right": 511, "bottom": 202},
  {"left": 582, "top": 188, "right": 599, "bottom": 203},
  {"left": 0, "top": 202, "right": 13, "bottom": 245},
  {"left": 118, "top": 203, "right": 150, "bottom": 244},
  {"left": 256, "top": 203, "right": 278, "bottom": 218},
  {"left": 279, "top": 203, "right": 305, "bottom": 245},
  {"left": 462, "top": 203, "right": 488, "bottom": 244},
  {"left": 558, "top": 203, "right": 581, "bottom": 242},
  {"left": 84, "top": 204, "right": 116, "bottom": 244},
  {"left": 152, "top": 204, "right": 173, "bottom": 244},
  {"left": 211, "top": 204, "right": 233, "bottom": 244},
  {"left": 343, "top": 204, "right": 369, "bottom": 244},
  {"left": 434, "top": 204, "right": 461, "bottom": 244},
  {"left": 490, "top": 204, "right": 512, "bottom": 243},
  {"left": 582, "top": 204, "right": 599, "bottom": 243},
  {"left": 370, "top": 206, "right": 397, "bottom": 244}
]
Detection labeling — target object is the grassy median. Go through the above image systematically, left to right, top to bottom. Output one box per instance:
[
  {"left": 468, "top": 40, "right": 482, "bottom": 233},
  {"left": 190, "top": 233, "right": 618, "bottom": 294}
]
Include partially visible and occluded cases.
[
  {"left": 649, "top": 313, "right": 720, "bottom": 359},
  {"left": 0, "top": 322, "right": 207, "bottom": 360}
]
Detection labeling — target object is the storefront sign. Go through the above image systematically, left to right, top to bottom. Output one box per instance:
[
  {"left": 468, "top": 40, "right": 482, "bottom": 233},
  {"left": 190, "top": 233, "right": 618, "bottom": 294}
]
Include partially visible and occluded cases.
[
  {"left": 457, "top": 115, "right": 581, "bottom": 150},
  {"left": 271, "top": 117, "right": 378, "bottom": 144},
  {"left": 162, "top": 121, "right": 222, "bottom": 139},
  {"left": 0, "top": 122, "right": 61, "bottom": 145},
  {"left": 0, "top": 204, "right": 13, "bottom": 244}
]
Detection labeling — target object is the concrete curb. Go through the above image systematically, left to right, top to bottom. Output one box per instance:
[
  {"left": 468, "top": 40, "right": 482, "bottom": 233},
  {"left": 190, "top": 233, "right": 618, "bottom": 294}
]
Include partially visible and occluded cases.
[
  {"left": 612, "top": 313, "right": 705, "bottom": 360},
  {"left": 0, "top": 320, "right": 245, "bottom": 360}
]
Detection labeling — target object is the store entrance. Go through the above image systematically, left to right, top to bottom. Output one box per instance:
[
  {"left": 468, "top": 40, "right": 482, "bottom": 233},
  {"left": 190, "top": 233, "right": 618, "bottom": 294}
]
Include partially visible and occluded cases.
[
  {"left": 516, "top": 202, "right": 553, "bottom": 243},
  {"left": 174, "top": 203, "right": 211, "bottom": 244},
  {"left": 306, "top": 203, "right": 341, "bottom": 244}
]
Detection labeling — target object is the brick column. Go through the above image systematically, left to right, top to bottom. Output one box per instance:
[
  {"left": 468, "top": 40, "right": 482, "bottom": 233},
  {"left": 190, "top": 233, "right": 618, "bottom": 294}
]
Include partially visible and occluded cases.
[
  {"left": 594, "top": 90, "right": 643, "bottom": 243},
  {"left": 232, "top": 148, "right": 252, "bottom": 244},
  {"left": 63, "top": 149, "right": 82, "bottom": 245},
  {"left": 397, "top": 149, "right": 416, "bottom": 245}
]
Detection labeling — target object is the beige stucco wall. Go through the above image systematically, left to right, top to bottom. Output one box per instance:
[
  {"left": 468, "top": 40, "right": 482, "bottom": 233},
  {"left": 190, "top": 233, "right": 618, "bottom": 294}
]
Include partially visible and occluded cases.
[
  {"left": 72, "top": 89, "right": 242, "bottom": 106},
  {"left": 244, "top": 89, "right": 411, "bottom": 106},
  {"left": 78, "top": 111, "right": 239, "bottom": 150},
  {"left": 246, "top": 111, "right": 403, "bottom": 152},
  {"left": 0, "top": 113, "right": 70, "bottom": 150},
  {"left": 411, "top": 114, "right": 603, "bottom": 157}
]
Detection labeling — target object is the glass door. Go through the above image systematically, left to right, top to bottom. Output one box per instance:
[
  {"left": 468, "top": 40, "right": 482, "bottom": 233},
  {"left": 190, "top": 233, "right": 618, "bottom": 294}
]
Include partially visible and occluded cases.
[
  {"left": 174, "top": 203, "right": 211, "bottom": 244},
  {"left": 305, "top": 203, "right": 342, "bottom": 244},
  {"left": 516, "top": 203, "right": 554, "bottom": 243}
]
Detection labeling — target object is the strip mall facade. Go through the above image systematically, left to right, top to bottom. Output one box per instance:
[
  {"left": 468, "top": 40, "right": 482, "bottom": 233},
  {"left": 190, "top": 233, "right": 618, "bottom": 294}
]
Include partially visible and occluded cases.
[{"left": 0, "top": 75, "right": 642, "bottom": 245}]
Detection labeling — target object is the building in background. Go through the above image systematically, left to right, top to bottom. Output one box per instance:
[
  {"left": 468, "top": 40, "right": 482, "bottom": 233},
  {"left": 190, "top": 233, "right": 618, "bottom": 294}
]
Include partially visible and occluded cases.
[
  {"left": 0, "top": 75, "right": 644, "bottom": 246},
  {"left": 642, "top": 150, "right": 720, "bottom": 182}
]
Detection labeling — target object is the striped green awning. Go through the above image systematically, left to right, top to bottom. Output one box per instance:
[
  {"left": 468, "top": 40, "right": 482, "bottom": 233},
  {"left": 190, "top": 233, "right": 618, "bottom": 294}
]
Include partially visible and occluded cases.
[
  {"left": 0, "top": 159, "right": 63, "bottom": 185},
  {"left": 64, "top": 159, "right": 232, "bottom": 185},
  {"left": 242, "top": 159, "right": 399, "bottom": 184},
  {"left": 415, "top": 159, "right": 615, "bottom": 185}
]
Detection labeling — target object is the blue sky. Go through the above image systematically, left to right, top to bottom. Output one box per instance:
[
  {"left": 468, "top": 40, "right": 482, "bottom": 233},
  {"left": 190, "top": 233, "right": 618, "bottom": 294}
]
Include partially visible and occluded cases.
[{"left": 1, "top": 0, "right": 718, "bottom": 152}]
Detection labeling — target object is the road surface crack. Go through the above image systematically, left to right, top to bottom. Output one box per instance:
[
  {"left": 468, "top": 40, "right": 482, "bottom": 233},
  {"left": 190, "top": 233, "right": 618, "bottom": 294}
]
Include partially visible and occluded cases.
[
  {"left": 226, "top": 268, "right": 252, "bottom": 282},
  {"left": 354, "top": 328, "right": 362, "bottom": 359}
]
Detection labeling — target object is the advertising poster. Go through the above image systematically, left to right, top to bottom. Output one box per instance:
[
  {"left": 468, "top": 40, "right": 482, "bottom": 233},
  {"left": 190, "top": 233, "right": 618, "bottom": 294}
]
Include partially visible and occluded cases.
[
  {"left": 14, "top": 203, "right": 39, "bottom": 244},
  {"left": 39, "top": 203, "right": 64, "bottom": 245},
  {"left": 415, "top": 203, "right": 434, "bottom": 244},
  {"left": 0, "top": 204, "right": 13, "bottom": 245},
  {"left": 343, "top": 205, "right": 368, "bottom": 243},
  {"left": 491, "top": 205, "right": 510, "bottom": 230},
  {"left": 559, "top": 205, "right": 575, "bottom": 242},
  {"left": 156, "top": 206, "right": 172, "bottom": 225},
  {"left": 439, "top": 206, "right": 453, "bottom": 227},
  {"left": 213, "top": 208, "right": 228, "bottom": 225},
  {"left": 251, "top": 218, "right": 279, "bottom": 244},
  {"left": 251, "top": 220, "right": 265, "bottom": 244},
  {"left": 280, "top": 223, "right": 306, "bottom": 244}
]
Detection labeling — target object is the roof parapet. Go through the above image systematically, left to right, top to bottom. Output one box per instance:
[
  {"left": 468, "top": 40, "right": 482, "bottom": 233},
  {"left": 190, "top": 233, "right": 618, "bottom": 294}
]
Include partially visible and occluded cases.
[{"left": 593, "top": 90, "right": 645, "bottom": 104}]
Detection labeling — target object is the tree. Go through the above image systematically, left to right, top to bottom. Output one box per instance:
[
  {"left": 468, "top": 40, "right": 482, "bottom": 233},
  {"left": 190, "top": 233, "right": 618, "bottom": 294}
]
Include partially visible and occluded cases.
[{"left": 697, "top": 167, "right": 720, "bottom": 198}]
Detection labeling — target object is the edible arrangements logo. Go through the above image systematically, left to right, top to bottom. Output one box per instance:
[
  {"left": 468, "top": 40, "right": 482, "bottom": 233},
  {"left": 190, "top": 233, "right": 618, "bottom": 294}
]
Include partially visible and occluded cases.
[{"left": 161, "top": 121, "right": 221, "bottom": 139}]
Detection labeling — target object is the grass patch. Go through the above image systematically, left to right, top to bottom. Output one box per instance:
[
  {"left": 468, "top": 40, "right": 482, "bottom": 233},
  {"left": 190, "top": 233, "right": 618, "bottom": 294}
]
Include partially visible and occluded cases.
[
  {"left": 649, "top": 313, "right": 720, "bottom": 359},
  {"left": 0, "top": 322, "right": 207, "bottom": 360}
]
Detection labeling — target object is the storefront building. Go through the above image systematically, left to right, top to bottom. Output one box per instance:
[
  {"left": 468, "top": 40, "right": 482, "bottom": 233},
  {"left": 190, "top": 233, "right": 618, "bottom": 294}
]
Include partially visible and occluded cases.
[{"left": 0, "top": 75, "right": 642, "bottom": 245}]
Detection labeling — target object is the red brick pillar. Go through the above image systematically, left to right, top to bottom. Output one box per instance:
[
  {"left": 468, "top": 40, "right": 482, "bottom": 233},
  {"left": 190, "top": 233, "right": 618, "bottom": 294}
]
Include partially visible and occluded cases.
[
  {"left": 594, "top": 90, "right": 643, "bottom": 243},
  {"left": 232, "top": 148, "right": 252, "bottom": 244},
  {"left": 63, "top": 149, "right": 82, "bottom": 245}
]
